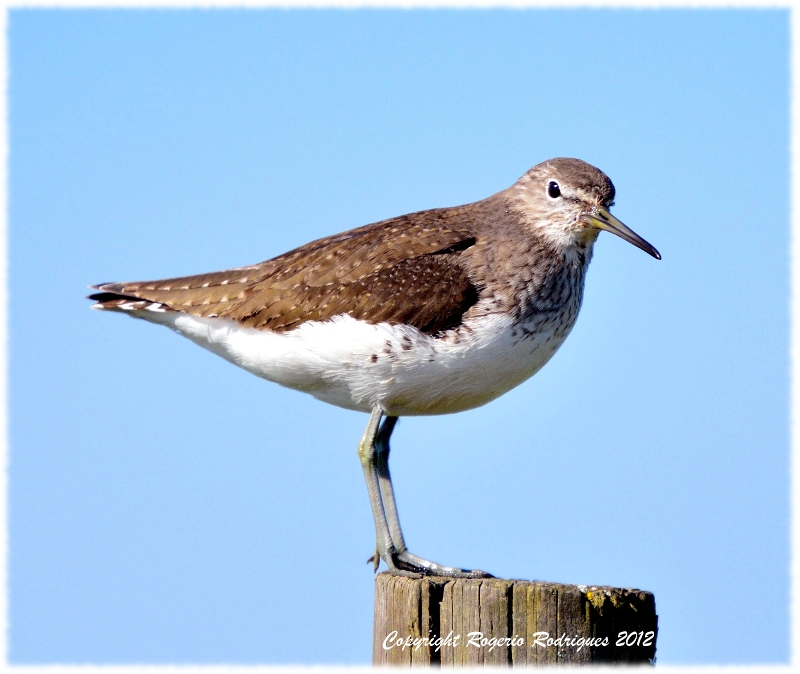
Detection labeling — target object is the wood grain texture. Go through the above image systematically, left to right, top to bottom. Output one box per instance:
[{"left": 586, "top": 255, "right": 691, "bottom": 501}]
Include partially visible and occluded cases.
[{"left": 373, "top": 573, "right": 657, "bottom": 666}]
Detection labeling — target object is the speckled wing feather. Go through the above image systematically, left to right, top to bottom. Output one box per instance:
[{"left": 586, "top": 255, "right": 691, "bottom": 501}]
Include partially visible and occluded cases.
[{"left": 90, "top": 207, "right": 481, "bottom": 335}]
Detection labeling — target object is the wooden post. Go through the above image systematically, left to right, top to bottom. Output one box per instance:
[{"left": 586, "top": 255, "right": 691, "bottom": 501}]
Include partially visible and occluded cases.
[{"left": 373, "top": 573, "right": 657, "bottom": 666}]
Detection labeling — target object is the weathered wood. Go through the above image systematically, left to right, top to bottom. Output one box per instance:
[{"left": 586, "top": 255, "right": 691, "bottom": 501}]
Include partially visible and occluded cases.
[{"left": 373, "top": 573, "right": 657, "bottom": 666}]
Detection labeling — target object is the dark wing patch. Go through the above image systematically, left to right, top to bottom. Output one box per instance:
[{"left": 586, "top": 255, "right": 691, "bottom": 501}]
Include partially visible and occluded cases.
[
  {"left": 90, "top": 208, "right": 482, "bottom": 335},
  {"left": 234, "top": 252, "right": 478, "bottom": 334}
]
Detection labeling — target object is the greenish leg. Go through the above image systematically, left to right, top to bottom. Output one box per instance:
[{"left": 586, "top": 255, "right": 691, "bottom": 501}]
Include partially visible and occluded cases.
[
  {"left": 361, "top": 406, "right": 492, "bottom": 578},
  {"left": 358, "top": 407, "right": 418, "bottom": 577}
]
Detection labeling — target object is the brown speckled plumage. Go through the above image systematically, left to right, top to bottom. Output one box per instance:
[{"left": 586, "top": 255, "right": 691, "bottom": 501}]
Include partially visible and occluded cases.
[
  {"left": 90, "top": 158, "right": 629, "bottom": 337},
  {"left": 92, "top": 213, "right": 480, "bottom": 334}
]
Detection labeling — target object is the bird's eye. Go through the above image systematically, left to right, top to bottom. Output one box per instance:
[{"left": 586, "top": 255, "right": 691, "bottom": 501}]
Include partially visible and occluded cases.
[{"left": 547, "top": 181, "right": 561, "bottom": 199}]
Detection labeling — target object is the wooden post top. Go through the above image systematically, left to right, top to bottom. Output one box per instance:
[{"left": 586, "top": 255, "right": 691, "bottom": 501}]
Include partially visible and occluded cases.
[{"left": 373, "top": 573, "right": 657, "bottom": 666}]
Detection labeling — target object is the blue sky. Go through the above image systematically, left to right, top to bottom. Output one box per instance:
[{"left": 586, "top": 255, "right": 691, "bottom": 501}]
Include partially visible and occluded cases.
[{"left": 7, "top": 8, "right": 790, "bottom": 664}]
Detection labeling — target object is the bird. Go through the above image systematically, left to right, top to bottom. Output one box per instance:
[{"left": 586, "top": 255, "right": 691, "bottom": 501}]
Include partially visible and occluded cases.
[{"left": 88, "top": 157, "right": 660, "bottom": 578}]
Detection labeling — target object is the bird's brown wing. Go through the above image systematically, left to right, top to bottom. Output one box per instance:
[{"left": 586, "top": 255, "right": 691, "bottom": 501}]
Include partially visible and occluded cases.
[{"left": 90, "top": 208, "right": 481, "bottom": 335}]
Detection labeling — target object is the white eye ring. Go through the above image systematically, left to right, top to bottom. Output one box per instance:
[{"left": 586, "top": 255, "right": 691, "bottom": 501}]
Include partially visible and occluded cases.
[{"left": 547, "top": 181, "right": 561, "bottom": 199}]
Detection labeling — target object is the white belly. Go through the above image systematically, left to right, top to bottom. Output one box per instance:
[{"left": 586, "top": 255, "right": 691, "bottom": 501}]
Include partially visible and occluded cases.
[{"left": 137, "top": 310, "right": 573, "bottom": 416}]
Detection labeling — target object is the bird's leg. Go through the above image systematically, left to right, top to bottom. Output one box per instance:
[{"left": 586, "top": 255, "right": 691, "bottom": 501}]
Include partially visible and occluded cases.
[
  {"left": 358, "top": 407, "right": 419, "bottom": 577},
  {"left": 369, "top": 411, "right": 493, "bottom": 579},
  {"left": 374, "top": 416, "right": 408, "bottom": 554}
]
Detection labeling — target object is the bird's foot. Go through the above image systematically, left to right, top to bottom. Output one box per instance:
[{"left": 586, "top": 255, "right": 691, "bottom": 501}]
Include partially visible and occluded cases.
[
  {"left": 378, "top": 548, "right": 492, "bottom": 578},
  {"left": 368, "top": 550, "right": 421, "bottom": 577},
  {"left": 367, "top": 551, "right": 380, "bottom": 573}
]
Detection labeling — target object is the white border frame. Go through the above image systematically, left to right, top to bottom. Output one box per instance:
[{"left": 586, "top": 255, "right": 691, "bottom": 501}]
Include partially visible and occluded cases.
[{"left": 0, "top": 1, "right": 792, "bottom": 671}]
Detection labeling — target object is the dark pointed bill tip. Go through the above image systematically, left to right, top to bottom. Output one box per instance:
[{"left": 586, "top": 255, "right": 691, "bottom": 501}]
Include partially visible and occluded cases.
[{"left": 582, "top": 208, "right": 661, "bottom": 260}]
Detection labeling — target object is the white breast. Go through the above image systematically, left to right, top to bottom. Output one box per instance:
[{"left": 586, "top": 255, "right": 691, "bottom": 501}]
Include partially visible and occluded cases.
[{"left": 137, "top": 306, "right": 577, "bottom": 416}]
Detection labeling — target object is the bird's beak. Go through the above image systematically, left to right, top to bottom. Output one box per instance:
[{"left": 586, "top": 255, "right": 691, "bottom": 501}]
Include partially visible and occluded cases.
[{"left": 582, "top": 207, "right": 661, "bottom": 260}]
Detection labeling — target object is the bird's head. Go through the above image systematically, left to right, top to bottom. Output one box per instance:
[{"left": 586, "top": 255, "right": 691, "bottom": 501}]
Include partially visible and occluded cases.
[{"left": 510, "top": 157, "right": 661, "bottom": 260}]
